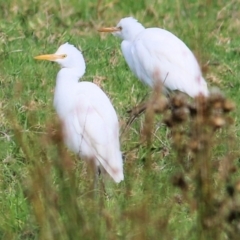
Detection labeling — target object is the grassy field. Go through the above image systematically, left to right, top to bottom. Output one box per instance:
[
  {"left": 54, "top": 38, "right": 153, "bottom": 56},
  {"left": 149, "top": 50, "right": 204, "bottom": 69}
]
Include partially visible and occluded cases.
[{"left": 1, "top": 0, "right": 240, "bottom": 239}]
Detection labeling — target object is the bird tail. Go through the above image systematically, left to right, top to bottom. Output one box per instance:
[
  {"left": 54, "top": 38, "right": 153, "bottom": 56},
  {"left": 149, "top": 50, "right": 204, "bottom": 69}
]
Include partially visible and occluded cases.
[
  {"left": 190, "top": 76, "right": 209, "bottom": 97},
  {"left": 200, "top": 77, "right": 209, "bottom": 97},
  {"left": 96, "top": 148, "right": 124, "bottom": 183}
]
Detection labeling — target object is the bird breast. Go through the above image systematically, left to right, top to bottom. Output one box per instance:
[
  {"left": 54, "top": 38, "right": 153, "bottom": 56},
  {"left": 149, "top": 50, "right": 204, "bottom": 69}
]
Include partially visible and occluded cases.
[{"left": 53, "top": 83, "right": 78, "bottom": 118}]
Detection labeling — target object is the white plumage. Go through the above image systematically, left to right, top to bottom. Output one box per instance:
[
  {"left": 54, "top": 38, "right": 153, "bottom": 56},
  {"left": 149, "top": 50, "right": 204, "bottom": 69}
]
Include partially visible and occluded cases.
[
  {"left": 99, "top": 17, "right": 209, "bottom": 98},
  {"left": 34, "top": 43, "right": 124, "bottom": 183}
]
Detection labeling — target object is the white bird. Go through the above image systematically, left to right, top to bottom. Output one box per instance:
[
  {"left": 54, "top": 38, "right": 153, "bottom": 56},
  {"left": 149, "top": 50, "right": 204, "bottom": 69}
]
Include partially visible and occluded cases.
[
  {"left": 98, "top": 17, "right": 209, "bottom": 98},
  {"left": 34, "top": 42, "right": 124, "bottom": 183}
]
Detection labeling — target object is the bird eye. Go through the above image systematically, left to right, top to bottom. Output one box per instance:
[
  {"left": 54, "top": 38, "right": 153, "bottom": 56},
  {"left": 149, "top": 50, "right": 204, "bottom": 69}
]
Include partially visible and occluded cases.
[
  {"left": 118, "top": 26, "right": 122, "bottom": 31},
  {"left": 62, "top": 54, "right": 67, "bottom": 58}
]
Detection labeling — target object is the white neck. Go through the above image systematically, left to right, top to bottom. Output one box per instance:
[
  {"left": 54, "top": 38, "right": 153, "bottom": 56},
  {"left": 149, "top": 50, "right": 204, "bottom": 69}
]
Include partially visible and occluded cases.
[
  {"left": 54, "top": 67, "right": 84, "bottom": 117},
  {"left": 57, "top": 67, "right": 84, "bottom": 84}
]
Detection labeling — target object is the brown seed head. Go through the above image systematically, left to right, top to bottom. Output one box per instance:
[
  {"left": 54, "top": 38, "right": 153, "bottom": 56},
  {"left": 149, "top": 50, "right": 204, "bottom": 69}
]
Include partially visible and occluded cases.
[
  {"left": 171, "top": 93, "right": 188, "bottom": 108},
  {"left": 153, "top": 96, "right": 169, "bottom": 113},
  {"left": 223, "top": 99, "right": 235, "bottom": 112},
  {"left": 172, "top": 107, "right": 189, "bottom": 122},
  {"left": 210, "top": 116, "right": 225, "bottom": 128}
]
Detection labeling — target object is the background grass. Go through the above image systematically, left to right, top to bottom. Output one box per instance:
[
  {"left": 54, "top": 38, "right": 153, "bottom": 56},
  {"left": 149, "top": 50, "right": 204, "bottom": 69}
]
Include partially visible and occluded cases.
[{"left": 1, "top": 0, "right": 240, "bottom": 239}]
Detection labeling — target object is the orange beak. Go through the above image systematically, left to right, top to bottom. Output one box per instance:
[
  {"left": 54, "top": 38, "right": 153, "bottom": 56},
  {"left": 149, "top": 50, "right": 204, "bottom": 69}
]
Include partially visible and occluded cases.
[
  {"left": 98, "top": 27, "right": 120, "bottom": 33},
  {"left": 34, "top": 54, "right": 66, "bottom": 61}
]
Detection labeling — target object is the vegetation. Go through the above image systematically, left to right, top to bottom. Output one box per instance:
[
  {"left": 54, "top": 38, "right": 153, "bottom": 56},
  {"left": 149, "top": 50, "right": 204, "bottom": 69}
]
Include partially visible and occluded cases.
[{"left": 0, "top": 0, "right": 240, "bottom": 239}]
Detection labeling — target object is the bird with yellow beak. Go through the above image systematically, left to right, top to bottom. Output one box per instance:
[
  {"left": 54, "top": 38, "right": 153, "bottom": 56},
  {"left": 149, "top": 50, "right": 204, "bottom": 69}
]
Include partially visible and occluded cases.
[{"left": 34, "top": 42, "right": 124, "bottom": 183}]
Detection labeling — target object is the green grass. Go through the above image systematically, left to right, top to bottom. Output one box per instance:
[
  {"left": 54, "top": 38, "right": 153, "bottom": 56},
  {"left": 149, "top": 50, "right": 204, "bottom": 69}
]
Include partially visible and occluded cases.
[{"left": 1, "top": 0, "right": 240, "bottom": 239}]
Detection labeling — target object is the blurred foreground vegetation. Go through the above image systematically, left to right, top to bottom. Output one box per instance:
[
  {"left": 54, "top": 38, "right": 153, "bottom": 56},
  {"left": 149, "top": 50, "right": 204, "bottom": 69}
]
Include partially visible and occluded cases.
[{"left": 1, "top": 0, "right": 240, "bottom": 239}]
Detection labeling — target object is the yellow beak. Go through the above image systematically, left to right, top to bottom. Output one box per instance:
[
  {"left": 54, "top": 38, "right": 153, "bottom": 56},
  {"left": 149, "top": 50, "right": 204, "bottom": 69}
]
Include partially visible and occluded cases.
[
  {"left": 98, "top": 27, "right": 120, "bottom": 33},
  {"left": 34, "top": 54, "right": 66, "bottom": 61}
]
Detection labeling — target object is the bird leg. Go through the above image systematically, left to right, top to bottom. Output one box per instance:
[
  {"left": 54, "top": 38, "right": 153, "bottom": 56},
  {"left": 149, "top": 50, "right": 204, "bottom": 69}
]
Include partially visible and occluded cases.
[
  {"left": 125, "top": 92, "right": 150, "bottom": 126},
  {"left": 122, "top": 96, "right": 166, "bottom": 135},
  {"left": 120, "top": 101, "right": 147, "bottom": 137},
  {"left": 124, "top": 101, "right": 147, "bottom": 130},
  {"left": 85, "top": 158, "right": 99, "bottom": 199},
  {"left": 93, "top": 167, "right": 100, "bottom": 194},
  {"left": 97, "top": 167, "right": 110, "bottom": 200}
]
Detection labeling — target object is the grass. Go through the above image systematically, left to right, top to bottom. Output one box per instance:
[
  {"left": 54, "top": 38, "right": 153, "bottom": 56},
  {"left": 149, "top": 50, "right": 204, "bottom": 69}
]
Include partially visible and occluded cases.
[{"left": 1, "top": 0, "right": 240, "bottom": 239}]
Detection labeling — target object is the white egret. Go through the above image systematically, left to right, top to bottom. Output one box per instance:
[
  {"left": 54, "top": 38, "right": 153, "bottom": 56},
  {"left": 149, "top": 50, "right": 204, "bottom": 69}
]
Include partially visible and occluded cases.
[
  {"left": 98, "top": 17, "right": 209, "bottom": 98},
  {"left": 34, "top": 43, "right": 124, "bottom": 183}
]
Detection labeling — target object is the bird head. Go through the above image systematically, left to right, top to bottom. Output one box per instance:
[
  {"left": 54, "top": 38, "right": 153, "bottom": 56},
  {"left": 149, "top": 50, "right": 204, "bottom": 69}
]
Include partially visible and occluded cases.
[
  {"left": 98, "top": 17, "right": 145, "bottom": 41},
  {"left": 34, "top": 43, "right": 86, "bottom": 71}
]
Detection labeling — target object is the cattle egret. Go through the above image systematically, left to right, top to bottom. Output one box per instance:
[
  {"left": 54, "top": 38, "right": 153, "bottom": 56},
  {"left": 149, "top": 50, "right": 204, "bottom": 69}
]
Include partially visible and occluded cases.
[
  {"left": 98, "top": 17, "right": 209, "bottom": 98},
  {"left": 34, "top": 43, "right": 124, "bottom": 183}
]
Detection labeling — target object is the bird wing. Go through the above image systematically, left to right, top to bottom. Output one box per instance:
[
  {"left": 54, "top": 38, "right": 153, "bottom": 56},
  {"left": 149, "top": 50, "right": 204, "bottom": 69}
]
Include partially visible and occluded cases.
[
  {"left": 131, "top": 28, "right": 207, "bottom": 96},
  {"left": 71, "top": 82, "right": 123, "bottom": 182},
  {"left": 73, "top": 82, "right": 119, "bottom": 144}
]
